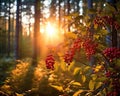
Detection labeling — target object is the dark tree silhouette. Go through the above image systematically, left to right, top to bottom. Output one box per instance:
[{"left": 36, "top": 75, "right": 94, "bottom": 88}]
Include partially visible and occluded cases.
[
  {"left": 15, "top": 0, "right": 21, "bottom": 59},
  {"left": 33, "top": 0, "right": 40, "bottom": 63}
]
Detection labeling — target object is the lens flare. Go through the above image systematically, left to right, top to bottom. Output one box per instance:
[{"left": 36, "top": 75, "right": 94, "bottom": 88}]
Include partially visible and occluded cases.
[{"left": 46, "top": 22, "right": 56, "bottom": 38}]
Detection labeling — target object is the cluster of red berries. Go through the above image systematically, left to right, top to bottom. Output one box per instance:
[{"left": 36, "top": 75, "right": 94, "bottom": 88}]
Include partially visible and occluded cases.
[
  {"left": 94, "top": 16, "right": 120, "bottom": 30},
  {"left": 94, "top": 16, "right": 105, "bottom": 28},
  {"left": 102, "top": 16, "right": 120, "bottom": 30},
  {"left": 64, "top": 38, "right": 81, "bottom": 65},
  {"left": 72, "top": 38, "right": 81, "bottom": 50},
  {"left": 82, "top": 39, "right": 98, "bottom": 59},
  {"left": 103, "top": 47, "right": 120, "bottom": 61},
  {"left": 64, "top": 49, "right": 75, "bottom": 65},
  {"left": 45, "top": 54, "right": 55, "bottom": 70},
  {"left": 105, "top": 70, "right": 120, "bottom": 96},
  {"left": 105, "top": 71, "right": 112, "bottom": 78},
  {"left": 105, "top": 71, "right": 117, "bottom": 78},
  {"left": 106, "top": 78, "right": 120, "bottom": 96},
  {"left": 112, "top": 78, "right": 120, "bottom": 92},
  {"left": 112, "top": 78, "right": 120, "bottom": 95},
  {"left": 106, "top": 91, "right": 119, "bottom": 96}
]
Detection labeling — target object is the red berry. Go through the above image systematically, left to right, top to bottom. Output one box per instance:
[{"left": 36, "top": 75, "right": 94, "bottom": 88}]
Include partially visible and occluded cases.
[
  {"left": 103, "top": 47, "right": 120, "bottom": 61},
  {"left": 45, "top": 54, "right": 55, "bottom": 70},
  {"left": 105, "top": 71, "right": 112, "bottom": 77}
]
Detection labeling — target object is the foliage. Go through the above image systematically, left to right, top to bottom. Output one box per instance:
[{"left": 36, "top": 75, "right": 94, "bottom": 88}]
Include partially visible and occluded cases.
[
  {"left": 0, "top": 1, "right": 120, "bottom": 96},
  {"left": 44, "top": 1, "right": 120, "bottom": 96},
  {"left": 0, "top": 58, "right": 62, "bottom": 96},
  {"left": 0, "top": 58, "right": 15, "bottom": 85}
]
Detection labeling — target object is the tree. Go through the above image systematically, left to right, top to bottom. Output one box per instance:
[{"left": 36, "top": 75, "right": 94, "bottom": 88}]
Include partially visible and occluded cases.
[
  {"left": 7, "top": 0, "right": 11, "bottom": 57},
  {"left": 15, "top": 0, "right": 21, "bottom": 59},
  {"left": 33, "top": 0, "right": 40, "bottom": 63}
]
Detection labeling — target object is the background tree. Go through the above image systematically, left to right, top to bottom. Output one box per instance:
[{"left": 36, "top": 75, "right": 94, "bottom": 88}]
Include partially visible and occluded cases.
[
  {"left": 15, "top": 0, "right": 21, "bottom": 59},
  {"left": 33, "top": 0, "right": 40, "bottom": 63}
]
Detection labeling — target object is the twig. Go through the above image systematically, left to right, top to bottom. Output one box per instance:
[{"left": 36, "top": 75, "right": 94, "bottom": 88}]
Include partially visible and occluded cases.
[{"left": 91, "top": 80, "right": 110, "bottom": 95}]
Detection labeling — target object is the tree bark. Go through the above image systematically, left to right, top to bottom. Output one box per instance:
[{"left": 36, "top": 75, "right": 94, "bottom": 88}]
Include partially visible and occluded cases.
[
  {"left": 7, "top": 0, "right": 11, "bottom": 57},
  {"left": 15, "top": 0, "right": 20, "bottom": 59},
  {"left": 33, "top": 0, "right": 40, "bottom": 64},
  {"left": 67, "top": 0, "right": 70, "bottom": 32},
  {"left": 106, "top": 0, "right": 118, "bottom": 47}
]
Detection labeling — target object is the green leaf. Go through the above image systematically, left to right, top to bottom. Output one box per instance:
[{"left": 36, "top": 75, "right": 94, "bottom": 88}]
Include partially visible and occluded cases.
[
  {"left": 104, "top": 3, "right": 116, "bottom": 15},
  {"left": 106, "top": 3, "right": 116, "bottom": 12},
  {"left": 116, "top": 59, "right": 120, "bottom": 67},
  {"left": 73, "top": 67, "right": 81, "bottom": 76},
  {"left": 82, "top": 75, "right": 86, "bottom": 83},
  {"left": 89, "top": 80, "right": 95, "bottom": 90},
  {"left": 95, "top": 82, "right": 102, "bottom": 89},
  {"left": 49, "top": 84, "right": 63, "bottom": 92},
  {"left": 73, "top": 90, "right": 84, "bottom": 96}
]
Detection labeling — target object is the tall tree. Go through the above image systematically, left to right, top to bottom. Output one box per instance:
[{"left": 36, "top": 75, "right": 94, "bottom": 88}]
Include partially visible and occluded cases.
[
  {"left": 7, "top": 0, "right": 11, "bottom": 57},
  {"left": 15, "top": 0, "right": 21, "bottom": 59},
  {"left": 33, "top": 0, "right": 40, "bottom": 63},
  {"left": 67, "top": 0, "right": 70, "bottom": 32},
  {"left": 107, "top": 0, "right": 118, "bottom": 47}
]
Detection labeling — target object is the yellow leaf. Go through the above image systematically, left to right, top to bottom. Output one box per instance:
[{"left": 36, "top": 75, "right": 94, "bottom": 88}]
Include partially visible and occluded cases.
[
  {"left": 87, "top": 8, "right": 97, "bottom": 14},
  {"left": 94, "top": 24, "right": 98, "bottom": 29},
  {"left": 100, "top": 29, "right": 108, "bottom": 35},
  {"left": 66, "top": 32, "right": 77, "bottom": 39},
  {"left": 94, "top": 34, "right": 99, "bottom": 39},
  {"left": 68, "top": 61, "right": 75, "bottom": 71},
  {"left": 54, "top": 62, "right": 59, "bottom": 72},
  {"left": 61, "top": 62, "right": 67, "bottom": 71},
  {"left": 94, "top": 65, "right": 102, "bottom": 72},
  {"left": 84, "top": 66, "right": 91, "bottom": 71},
  {"left": 73, "top": 67, "right": 81, "bottom": 76},
  {"left": 91, "top": 74, "right": 97, "bottom": 80},
  {"left": 82, "top": 75, "right": 86, "bottom": 83},
  {"left": 89, "top": 80, "right": 95, "bottom": 90},
  {"left": 71, "top": 82, "right": 82, "bottom": 86},
  {"left": 95, "top": 82, "right": 102, "bottom": 89},
  {"left": 49, "top": 84, "right": 63, "bottom": 92},
  {"left": 73, "top": 90, "right": 84, "bottom": 96},
  {"left": 15, "top": 93, "right": 24, "bottom": 96}
]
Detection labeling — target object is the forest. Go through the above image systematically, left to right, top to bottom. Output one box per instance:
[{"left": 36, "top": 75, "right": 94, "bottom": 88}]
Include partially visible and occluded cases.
[{"left": 0, "top": 0, "right": 120, "bottom": 96}]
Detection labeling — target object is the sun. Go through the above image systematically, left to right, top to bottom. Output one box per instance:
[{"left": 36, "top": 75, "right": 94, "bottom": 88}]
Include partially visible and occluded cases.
[
  {"left": 43, "top": 21, "right": 63, "bottom": 47},
  {"left": 46, "top": 22, "right": 56, "bottom": 38}
]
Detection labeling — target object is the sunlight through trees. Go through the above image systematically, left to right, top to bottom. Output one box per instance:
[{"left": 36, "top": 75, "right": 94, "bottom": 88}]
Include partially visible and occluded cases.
[{"left": 0, "top": 0, "right": 120, "bottom": 96}]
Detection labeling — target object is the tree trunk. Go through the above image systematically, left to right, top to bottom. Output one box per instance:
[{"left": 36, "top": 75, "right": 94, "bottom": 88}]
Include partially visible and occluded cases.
[
  {"left": 7, "top": 0, "right": 11, "bottom": 57},
  {"left": 15, "top": 0, "right": 20, "bottom": 59},
  {"left": 33, "top": 0, "right": 40, "bottom": 64},
  {"left": 58, "top": 0, "right": 61, "bottom": 32},
  {"left": 67, "top": 0, "right": 70, "bottom": 32},
  {"left": 87, "top": 0, "right": 95, "bottom": 66},
  {"left": 106, "top": 0, "right": 118, "bottom": 47}
]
